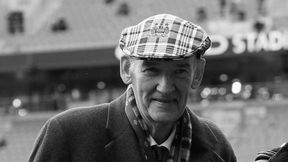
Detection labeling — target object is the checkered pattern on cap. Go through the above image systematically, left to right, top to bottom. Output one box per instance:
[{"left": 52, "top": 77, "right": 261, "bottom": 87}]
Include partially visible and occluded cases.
[{"left": 119, "top": 14, "right": 211, "bottom": 60}]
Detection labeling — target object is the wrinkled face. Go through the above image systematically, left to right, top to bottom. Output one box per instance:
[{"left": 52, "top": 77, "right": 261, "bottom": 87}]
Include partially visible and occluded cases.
[{"left": 129, "top": 57, "right": 197, "bottom": 125}]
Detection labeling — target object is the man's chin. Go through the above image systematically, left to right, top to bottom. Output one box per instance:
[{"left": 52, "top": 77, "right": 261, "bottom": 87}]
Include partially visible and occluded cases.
[{"left": 149, "top": 111, "right": 179, "bottom": 123}]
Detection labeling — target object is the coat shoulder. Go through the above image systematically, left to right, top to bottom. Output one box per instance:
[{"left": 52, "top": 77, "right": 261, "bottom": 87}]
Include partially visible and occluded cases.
[
  {"left": 43, "top": 103, "right": 110, "bottom": 140},
  {"left": 53, "top": 103, "right": 109, "bottom": 124},
  {"left": 198, "top": 117, "right": 237, "bottom": 162},
  {"left": 199, "top": 117, "right": 226, "bottom": 141}
]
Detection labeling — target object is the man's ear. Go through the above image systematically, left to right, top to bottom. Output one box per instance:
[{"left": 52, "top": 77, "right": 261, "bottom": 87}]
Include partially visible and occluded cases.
[
  {"left": 120, "top": 56, "right": 132, "bottom": 84},
  {"left": 191, "top": 58, "right": 206, "bottom": 89}
]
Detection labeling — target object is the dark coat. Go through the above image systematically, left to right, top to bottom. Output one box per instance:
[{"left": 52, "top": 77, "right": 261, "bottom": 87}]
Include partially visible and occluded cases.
[
  {"left": 28, "top": 93, "right": 237, "bottom": 162},
  {"left": 255, "top": 142, "right": 288, "bottom": 162}
]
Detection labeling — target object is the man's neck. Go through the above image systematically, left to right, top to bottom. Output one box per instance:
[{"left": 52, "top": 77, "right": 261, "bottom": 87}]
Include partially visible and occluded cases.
[{"left": 149, "top": 122, "right": 174, "bottom": 144}]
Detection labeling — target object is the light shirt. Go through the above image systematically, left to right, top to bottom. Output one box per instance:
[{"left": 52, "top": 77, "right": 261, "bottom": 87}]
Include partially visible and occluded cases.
[{"left": 149, "top": 126, "right": 176, "bottom": 151}]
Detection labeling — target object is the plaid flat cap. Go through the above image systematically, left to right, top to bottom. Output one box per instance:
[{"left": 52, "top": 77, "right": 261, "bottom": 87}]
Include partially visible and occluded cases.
[{"left": 119, "top": 14, "right": 211, "bottom": 60}]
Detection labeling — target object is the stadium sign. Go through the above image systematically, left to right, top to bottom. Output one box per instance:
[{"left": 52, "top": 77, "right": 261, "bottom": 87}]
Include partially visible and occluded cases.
[{"left": 206, "top": 31, "right": 288, "bottom": 56}]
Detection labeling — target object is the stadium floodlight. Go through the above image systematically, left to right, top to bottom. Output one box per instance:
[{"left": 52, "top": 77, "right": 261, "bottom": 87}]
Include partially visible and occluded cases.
[
  {"left": 219, "top": 73, "right": 228, "bottom": 82},
  {"left": 231, "top": 80, "right": 242, "bottom": 94},
  {"left": 97, "top": 81, "right": 106, "bottom": 90},
  {"left": 201, "top": 87, "right": 211, "bottom": 98},
  {"left": 12, "top": 98, "right": 22, "bottom": 108},
  {"left": 18, "top": 109, "right": 28, "bottom": 117}
]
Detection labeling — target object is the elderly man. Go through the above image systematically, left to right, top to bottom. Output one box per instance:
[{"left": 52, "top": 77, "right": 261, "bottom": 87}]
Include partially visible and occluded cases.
[{"left": 29, "top": 14, "right": 236, "bottom": 162}]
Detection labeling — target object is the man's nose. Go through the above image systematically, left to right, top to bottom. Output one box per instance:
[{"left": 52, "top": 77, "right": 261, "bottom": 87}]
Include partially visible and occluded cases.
[{"left": 156, "top": 74, "right": 176, "bottom": 94}]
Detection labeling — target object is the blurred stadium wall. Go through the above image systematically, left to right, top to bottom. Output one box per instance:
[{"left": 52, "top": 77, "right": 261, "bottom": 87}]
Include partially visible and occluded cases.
[
  {"left": 1, "top": 0, "right": 288, "bottom": 162},
  {"left": 1, "top": 101, "right": 288, "bottom": 162}
]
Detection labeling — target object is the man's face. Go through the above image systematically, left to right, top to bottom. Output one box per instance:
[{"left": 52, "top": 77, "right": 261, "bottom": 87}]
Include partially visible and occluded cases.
[{"left": 129, "top": 57, "right": 197, "bottom": 125}]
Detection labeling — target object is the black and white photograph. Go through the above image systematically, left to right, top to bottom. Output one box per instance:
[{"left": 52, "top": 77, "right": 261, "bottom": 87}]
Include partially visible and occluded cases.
[{"left": 0, "top": 0, "right": 288, "bottom": 162}]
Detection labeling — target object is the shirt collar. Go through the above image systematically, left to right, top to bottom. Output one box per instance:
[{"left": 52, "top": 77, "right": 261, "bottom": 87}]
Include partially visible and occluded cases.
[{"left": 149, "top": 126, "right": 176, "bottom": 151}]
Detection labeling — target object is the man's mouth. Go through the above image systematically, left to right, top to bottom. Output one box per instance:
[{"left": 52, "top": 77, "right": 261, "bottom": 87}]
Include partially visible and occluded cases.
[{"left": 153, "top": 98, "right": 176, "bottom": 103}]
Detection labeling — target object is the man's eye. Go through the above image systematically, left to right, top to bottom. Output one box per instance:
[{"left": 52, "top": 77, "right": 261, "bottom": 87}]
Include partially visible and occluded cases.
[
  {"left": 143, "top": 68, "right": 157, "bottom": 74},
  {"left": 175, "top": 69, "right": 189, "bottom": 76},
  {"left": 176, "top": 69, "right": 188, "bottom": 73}
]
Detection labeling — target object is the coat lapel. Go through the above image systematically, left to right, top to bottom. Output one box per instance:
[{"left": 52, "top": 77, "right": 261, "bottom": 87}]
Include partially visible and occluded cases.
[
  {"left": 104, "top": 93, "right": 144, "bottom": 162},
  {"left": 188, "top": 111, "right": 225, "bottom": 162},
  {"left": 104, "top": 127, "right": 143, "bottom": 162}
]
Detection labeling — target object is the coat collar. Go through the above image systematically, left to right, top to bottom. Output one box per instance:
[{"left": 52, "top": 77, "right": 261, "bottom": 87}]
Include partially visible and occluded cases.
[
  {"left": 104, "top": 92, "right": 223, "bottom": 162},
  {"left": 105, "top": 92, "right": 128, "bottom": 140},
  {"left": 104, "top": 93, "right": 146, "bottom": 162},
  {"left": 189, "top": 110, "right": 219, "bottom": 151},
  {"left": 188, "top": 111, "right": 225, "bottom": 162}
]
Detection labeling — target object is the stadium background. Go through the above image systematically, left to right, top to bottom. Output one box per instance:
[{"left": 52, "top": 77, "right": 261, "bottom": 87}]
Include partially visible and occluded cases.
[{"left": 0, "top": 0, "right": 288, "bottom": 161}]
